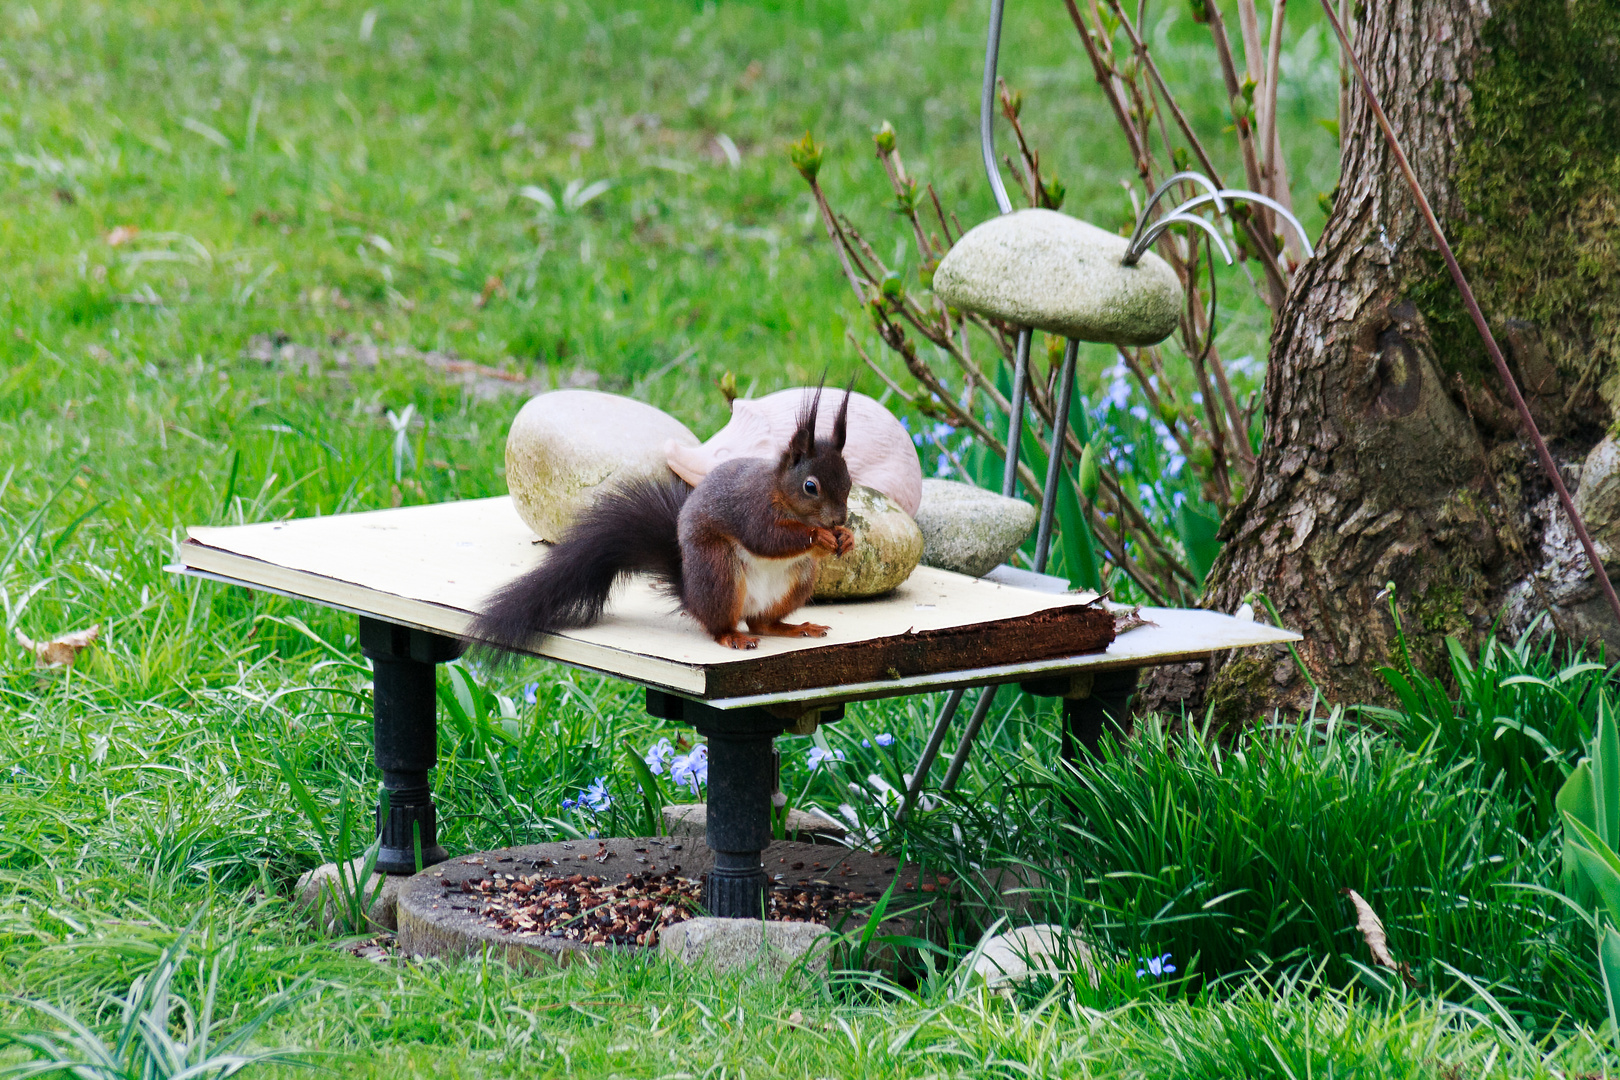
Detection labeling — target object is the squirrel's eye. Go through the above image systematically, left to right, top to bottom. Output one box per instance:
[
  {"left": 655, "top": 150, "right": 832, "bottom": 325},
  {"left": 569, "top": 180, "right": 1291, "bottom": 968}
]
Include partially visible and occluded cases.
[{"left": 803, "top": 478, "right": 819, "bottom": 496}]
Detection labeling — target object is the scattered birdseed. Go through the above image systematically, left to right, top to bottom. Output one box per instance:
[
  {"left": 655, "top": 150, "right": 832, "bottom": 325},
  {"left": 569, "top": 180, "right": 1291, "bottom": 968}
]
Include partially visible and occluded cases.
[{"left": 452, "top": 866, "right": 875, "bottom": 947}]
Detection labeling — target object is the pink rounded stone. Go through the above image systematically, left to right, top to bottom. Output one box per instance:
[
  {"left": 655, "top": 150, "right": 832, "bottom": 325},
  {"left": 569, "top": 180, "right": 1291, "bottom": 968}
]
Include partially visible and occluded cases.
[{"left": 665, "top": 389, "right": 922, "bottom": 516}]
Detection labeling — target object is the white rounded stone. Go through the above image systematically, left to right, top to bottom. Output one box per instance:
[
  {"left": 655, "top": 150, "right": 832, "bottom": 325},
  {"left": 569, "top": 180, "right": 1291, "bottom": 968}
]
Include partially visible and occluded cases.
[
  {"left": 933, "top": 208, "right": 1182, "bottom": 346},
  {"left": 666, "top": 388, "right": 922, "bottom": 516},
  {"left": 505, "top": 390, "right": 699, "bottom": 541},
  {"left": 913, "top": 478, "right": 1038, "bottom": 577},
  {"left": 813, "top": 484, "right": 924, "bottom": 599},
  {"left": 972, "top": 924, "right": 1097, "bottom": 992}
]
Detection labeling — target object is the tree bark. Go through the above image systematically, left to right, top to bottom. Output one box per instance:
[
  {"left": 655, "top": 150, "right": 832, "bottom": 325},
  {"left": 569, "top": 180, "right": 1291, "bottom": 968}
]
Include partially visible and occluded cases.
[{"left": 1174, "top": 0, "right": 1620, "bottom": 720}]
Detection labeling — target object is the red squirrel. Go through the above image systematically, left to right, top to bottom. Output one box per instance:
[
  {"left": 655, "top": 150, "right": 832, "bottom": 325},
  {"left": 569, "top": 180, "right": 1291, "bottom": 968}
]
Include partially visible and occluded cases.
[{"left": 469, "top": 387, "right": 856, "bottom": 652}]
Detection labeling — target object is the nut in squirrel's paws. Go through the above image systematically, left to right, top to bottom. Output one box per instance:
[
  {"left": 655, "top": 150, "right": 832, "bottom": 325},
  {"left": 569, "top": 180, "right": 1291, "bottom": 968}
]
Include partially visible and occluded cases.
[
  {"left": 812, "top": 526, "right": 856, "bottom": 557},
  {"left": 715, "top": 632, "right": 761, "bottom": 650}
]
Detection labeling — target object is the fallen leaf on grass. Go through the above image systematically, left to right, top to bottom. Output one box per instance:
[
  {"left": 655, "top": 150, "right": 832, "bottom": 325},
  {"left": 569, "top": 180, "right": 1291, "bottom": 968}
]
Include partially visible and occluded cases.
[
  {"left": 105, "top": 225, "right": 140, "bottom": 247},
  {"left": 17, "top": 625, "right": 100, "bottom": 667},
  {"left": 1343, "top": 887, "right": 1419, "bottom": 989}
]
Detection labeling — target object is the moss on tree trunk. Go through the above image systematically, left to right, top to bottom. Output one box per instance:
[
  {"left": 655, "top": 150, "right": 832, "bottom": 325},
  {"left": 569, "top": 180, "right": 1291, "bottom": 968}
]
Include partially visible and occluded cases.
[{"left": 1181, "top": 0, "right": 1620, "bottom": 721}]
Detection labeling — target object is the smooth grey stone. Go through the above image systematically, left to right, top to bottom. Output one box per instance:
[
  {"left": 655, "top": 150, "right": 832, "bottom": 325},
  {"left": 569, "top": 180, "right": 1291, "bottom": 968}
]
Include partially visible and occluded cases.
[
  {"left": 933, "top": 209, "right": 1182, "bottom": 346},
  {"left": 505, "top": 390, "right": 698, "bottom": 541},
  {"left": 913, "top": 478, "right": 1037, "bottom": 578},
  {"left": 812, "top": 484, "right": 924, "bottom": 599},
  {"left": 980, "top": 564, "right": 1072, "bottom": 593},
  {"left": 662, "top": 803, "right": 847, "bottom": 843},
  {"left": 295, "top": 859, "right": 405, "bottom": 934},
  {"left": 659, "top": 917, "right": 832, "bottom": 978}
]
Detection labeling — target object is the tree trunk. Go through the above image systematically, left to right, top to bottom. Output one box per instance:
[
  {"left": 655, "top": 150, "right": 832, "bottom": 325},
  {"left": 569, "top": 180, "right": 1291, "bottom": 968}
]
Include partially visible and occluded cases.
[{"left": 1171, "top": 0, "right": 1620, "bottom": 720}]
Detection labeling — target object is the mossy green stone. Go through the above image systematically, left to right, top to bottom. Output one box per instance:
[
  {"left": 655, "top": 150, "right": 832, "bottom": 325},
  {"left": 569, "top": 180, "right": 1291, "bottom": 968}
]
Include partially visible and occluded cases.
[{"left": 812, "top": 484, "right": 924, "bottom": 599}]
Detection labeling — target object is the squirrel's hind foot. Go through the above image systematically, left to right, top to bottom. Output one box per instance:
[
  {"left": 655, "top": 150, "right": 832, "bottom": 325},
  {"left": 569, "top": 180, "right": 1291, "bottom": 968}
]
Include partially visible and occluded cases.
[
  {"left": 748, "top": 619, "right": 831, "bottom": 639},
  {"left": 715, "top": 631, "right": 761, "bottom": 650}
]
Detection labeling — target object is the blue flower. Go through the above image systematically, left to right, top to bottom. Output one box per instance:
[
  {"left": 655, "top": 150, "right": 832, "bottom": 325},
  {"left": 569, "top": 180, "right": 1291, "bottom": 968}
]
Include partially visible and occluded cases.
[
  {"left": 522, "top": 682, "right": 539, "bottom": 705},
  {"left": 860, "top": 733, "right": 896, "bottom": 749},
  {"left": 644, "top": 737, "right": 674, "bottom": 775},
  {"left": 670, "top": 745, "right": 708, "bottom": 794},
  {"left": 806, "top": 746, "right": 845, "bottom": 770},
  {"left": 580, "top": 777, "right": 613, "bottom": 813},
  {"left": 560, "top": 796, "right": 578, "bottom": 811},
  {"left": 1136, "top": 952, "right": 1176, "bottom": 979}
]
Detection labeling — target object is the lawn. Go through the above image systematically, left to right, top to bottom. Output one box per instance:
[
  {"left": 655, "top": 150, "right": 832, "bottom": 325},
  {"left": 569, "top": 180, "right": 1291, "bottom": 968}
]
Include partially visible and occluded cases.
[{"left": 1, "top": 0, "right": 1615, "bottom": 1076}]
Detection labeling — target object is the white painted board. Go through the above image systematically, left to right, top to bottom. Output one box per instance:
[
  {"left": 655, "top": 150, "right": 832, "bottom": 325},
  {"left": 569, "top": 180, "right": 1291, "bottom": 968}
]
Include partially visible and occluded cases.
[{"left": 180, "top": 496, "right": 1300, "bottom": 706}]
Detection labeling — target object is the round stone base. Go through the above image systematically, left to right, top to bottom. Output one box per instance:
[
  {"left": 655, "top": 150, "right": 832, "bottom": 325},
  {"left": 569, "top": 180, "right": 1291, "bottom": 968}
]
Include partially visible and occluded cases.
[{"left": 396, "top": 835, "right": 924, "bottom": 969}]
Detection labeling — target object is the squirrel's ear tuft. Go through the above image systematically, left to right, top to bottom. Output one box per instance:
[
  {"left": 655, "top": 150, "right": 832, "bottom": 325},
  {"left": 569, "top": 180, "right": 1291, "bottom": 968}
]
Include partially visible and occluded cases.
[
  {"left": 832, "top": 379, "right": 853, "bottom": 452},
  {"left": 789, "top": 380, "right": 824, "bottom": 462}
]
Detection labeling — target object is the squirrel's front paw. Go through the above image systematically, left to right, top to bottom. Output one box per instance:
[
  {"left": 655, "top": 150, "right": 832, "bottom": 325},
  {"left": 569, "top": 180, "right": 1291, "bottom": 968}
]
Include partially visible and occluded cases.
[
  {"left": 832, "top": 526, "right": 855, "bottom": 557},
  {"left": 809, "top": 527, "right": 839, "bottom": 553}
]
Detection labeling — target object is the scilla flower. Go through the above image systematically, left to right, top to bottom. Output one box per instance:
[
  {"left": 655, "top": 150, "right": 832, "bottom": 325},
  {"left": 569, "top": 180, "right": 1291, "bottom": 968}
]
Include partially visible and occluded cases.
[
  {"left": 643, "top": 738, "right": 675, "bottom": 775},
  {"left": 670, "top": 745, "right": 708, "bottom": 794},
  {"left": 806, "top": 746, "right": 845, "bottom": 770},
  {"left": 1136, "top": 952, "right": 1176, "bottom": 979}
]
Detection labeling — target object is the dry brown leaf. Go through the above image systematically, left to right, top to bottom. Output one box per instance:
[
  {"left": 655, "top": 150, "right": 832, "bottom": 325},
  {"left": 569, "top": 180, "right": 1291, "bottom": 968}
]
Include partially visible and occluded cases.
[
  {"left": 105, "top": 225, "right": 139, "bottom": 247},
  {"left": 17, "top": 625, "right": 100, "bottom": 667},
  {"left": 1343, "top": 887, "right": 1420, "bottom": 988},
  {"left": 1343, "top": 888, "right": 1396, "bottom": 968}
]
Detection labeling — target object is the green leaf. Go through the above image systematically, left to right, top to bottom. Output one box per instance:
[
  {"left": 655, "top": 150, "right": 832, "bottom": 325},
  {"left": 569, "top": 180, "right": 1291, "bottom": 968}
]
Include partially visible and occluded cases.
[
  {"left": 1055, "top": 471, "right": 1101, "bottom": 593},
  {"left": 1174, "top": 504, "right": 1221, "bottom": 585},
  {"left": 1597, "top": 694, "right": 1620, "bottom": 848},
  {"left": 626, "top": 746, "right": 666, "bottom": 836},
  {"left": 271, "top": 747, "right": 329, "bottom": 846},
  {"left": 1560, "top": 760, "right": 1597, "bottom": 831},
  {"left": 1564, "top": 814, "right": 1620, "bottom": 927},
  {"left": 1600, "top": 923, "right": 1620, "bottom": 1038}
]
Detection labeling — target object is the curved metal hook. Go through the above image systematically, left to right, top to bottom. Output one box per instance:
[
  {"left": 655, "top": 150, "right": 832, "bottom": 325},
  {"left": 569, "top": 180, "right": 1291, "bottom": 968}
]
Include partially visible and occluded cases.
[
  {"left": 980, "top": 0, "right": 1014, "bottom": 215},
  {"left": 1124, "top": 172, "right": 1226, "bottom": 257},
  {"left": 1164, "top": 189, "right": 1316, "bottom": 260},
  {"left": 1133, "top": 212, "right": 1236, "bottom": 266}
]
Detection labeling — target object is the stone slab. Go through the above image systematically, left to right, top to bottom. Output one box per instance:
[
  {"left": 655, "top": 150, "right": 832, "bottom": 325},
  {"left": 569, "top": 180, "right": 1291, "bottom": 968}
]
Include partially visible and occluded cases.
[
  {"left": 395, "top": 836, "right": 940, "bottom": 969},
  {"left": 660, "top": 917, "right": 833, "bottom": 977}
]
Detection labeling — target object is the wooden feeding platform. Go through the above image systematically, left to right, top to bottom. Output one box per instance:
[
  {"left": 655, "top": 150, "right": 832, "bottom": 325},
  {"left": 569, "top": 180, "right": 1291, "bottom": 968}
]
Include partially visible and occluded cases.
[{"left": 171, "top": 496, "right": 1300, "bottom": 919}]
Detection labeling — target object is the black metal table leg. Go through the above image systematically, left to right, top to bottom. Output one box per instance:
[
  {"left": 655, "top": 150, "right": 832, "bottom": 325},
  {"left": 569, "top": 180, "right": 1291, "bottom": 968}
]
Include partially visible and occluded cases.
[
  {"left": 360, "top": 617, "right": 462, "bottom": 874},
  {"left": 1021, "top": 666, "right": 1140, "bottom": 764},
  {"left": 1060, "top": 667, "right": 1139, "bottom": 763},
  {"left": 647, "top": 690, "right": 788, "bottom": 919}
]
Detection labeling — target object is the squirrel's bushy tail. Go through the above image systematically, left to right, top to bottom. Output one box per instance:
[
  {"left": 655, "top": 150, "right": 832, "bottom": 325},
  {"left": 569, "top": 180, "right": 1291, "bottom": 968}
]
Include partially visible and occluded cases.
[{"left": 468, "top": 476, "right": 690, "bottom": 653}]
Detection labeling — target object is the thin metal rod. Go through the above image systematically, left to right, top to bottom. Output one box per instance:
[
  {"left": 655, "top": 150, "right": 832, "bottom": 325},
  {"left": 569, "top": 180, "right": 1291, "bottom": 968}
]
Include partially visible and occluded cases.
[
  {"left": 980, "top": 0, "right": 1014, "bottom": 215},
  {"left": 1319, "top": 0, "right": 1620, "bottom": 631},
  {"left": 1003, "top": 329, "right": 1031, "bottom": 497},
  {"left": 1034, "top": 339, "right": 1079, "bottom": 572},
  {"left": 941, "top": 686, "right": 1001, "bottom": 792},
  {"left": 897, "top": 687, "right": 966, "bottom": 821}
]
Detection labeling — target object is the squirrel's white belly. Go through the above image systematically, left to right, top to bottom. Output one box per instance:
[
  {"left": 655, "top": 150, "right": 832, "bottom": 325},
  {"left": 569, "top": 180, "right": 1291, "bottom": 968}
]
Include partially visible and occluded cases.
[{"left": 734, "top": 547, "right": 814, "bottom": 619}]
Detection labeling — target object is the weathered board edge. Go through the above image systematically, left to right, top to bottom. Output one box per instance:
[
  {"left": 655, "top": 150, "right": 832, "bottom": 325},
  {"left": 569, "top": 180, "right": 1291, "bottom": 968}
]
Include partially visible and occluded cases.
[{"left": 702, "top": 603, "right": 1117, "bottom": 697}]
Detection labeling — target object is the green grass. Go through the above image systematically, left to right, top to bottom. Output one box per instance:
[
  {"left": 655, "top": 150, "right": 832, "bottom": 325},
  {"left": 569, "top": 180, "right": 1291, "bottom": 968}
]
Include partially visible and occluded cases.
[{"left": 1, "top": 0, "right": 1613, "bottom": 1076}]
